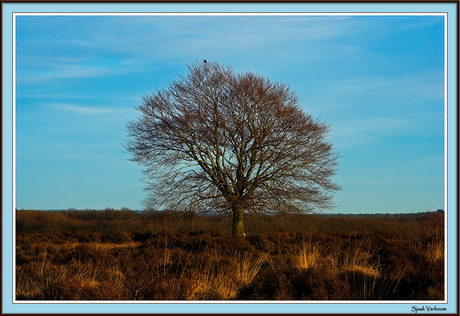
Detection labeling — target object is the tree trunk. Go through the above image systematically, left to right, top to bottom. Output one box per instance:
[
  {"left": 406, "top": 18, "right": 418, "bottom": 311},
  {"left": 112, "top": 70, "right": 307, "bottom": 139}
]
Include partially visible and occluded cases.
[{"left": 232, "top": 206, "right": 244, "bottom": 237}]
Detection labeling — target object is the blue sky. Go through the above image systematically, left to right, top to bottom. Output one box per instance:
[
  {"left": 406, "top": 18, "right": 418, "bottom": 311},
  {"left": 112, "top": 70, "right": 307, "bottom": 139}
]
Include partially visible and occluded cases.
[{"left": 15, "top": 14, "right": 445, "bottom": 213}]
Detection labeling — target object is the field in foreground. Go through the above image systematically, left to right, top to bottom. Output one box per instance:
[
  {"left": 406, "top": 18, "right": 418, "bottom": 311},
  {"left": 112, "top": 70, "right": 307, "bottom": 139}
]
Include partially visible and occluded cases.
[{"left": 16, "top": 210, "right": 444, "bottom": 300}]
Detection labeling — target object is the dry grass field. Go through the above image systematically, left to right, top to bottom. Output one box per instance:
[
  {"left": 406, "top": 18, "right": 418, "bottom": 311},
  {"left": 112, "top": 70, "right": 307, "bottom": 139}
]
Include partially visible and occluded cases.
[{"left": 15, "top": 209, "right": 444, "bottom": 300}]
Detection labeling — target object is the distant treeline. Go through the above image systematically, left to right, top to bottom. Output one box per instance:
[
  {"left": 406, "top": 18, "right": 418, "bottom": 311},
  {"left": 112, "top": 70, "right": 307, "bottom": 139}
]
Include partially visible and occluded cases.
[{"left": 16, "top": 209, "right": 444, "bottom": 235}]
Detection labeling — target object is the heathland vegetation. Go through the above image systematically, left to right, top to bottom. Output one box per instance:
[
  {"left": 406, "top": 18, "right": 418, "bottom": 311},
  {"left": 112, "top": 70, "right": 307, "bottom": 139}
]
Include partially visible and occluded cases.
[{"left": 16, "top": 209, "right": 444, "bottom": 300}]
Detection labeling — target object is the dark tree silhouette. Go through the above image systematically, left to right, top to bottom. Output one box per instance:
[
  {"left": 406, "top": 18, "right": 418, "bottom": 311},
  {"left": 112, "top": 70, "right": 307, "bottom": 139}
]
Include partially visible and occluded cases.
[{"left": 125, "top": 61, "right": 341, "bottom": 236}]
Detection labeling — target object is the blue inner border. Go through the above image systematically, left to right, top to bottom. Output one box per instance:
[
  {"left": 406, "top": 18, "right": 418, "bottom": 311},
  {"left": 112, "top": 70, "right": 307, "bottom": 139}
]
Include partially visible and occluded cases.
[{"left": 3, "top": 2, "right": 458, "bottom": 314}]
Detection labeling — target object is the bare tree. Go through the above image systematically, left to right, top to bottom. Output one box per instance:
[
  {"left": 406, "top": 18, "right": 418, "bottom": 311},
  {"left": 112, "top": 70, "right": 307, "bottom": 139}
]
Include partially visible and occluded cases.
[{"left": 125, "top": 61, "right": 340, "bottom": 236}]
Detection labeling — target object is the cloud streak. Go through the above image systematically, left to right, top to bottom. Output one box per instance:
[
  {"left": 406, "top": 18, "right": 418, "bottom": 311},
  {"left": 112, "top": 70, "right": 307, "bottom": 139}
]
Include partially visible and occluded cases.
[
  {"left": 15, "top": 15, "right": 369, "bottom": 85},
  {"left": 17, "top": 61, "right": 136, "bottom": 84},
  {"left": 48, "top": 103, "right": 122, "bottom": 115},
  {"left": 330, "top": 117, "right": 415, "bottom": 149}
]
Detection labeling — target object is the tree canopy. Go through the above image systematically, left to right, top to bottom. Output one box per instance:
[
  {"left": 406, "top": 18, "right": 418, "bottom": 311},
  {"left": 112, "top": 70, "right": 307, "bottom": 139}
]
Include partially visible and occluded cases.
[{"left": 125, "top": 61, "right": 340, "bottom": 236}]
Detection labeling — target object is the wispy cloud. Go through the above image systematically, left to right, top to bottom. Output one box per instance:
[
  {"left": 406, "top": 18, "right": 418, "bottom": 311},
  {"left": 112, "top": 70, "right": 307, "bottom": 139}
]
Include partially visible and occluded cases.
[
  {"left": 16, "top": 15, "right": 363, "bottom": 82},
  {"left": 17, "top": 62, "right": 133, "bottom": 84},
  {"left": 298, "top": 70, "right": 445, "bottom": 124},
  {"left": 331, "top": 73, "right": 444, "bottom": 101},
  {"left": 48, "top": 103, "right": 122, "bottom": 115},
  {"left": 330, "top": 117, "right": 414, "bottom": 149},
  {"left": 333, "top": 117, "right": 414, "bottom": 135}
]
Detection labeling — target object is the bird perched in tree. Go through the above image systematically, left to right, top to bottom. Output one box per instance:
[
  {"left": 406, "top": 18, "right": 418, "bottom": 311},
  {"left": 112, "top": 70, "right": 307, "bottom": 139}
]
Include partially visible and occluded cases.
[{"left": 203, "top": 59, "right": 207, "bottom": 63}]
